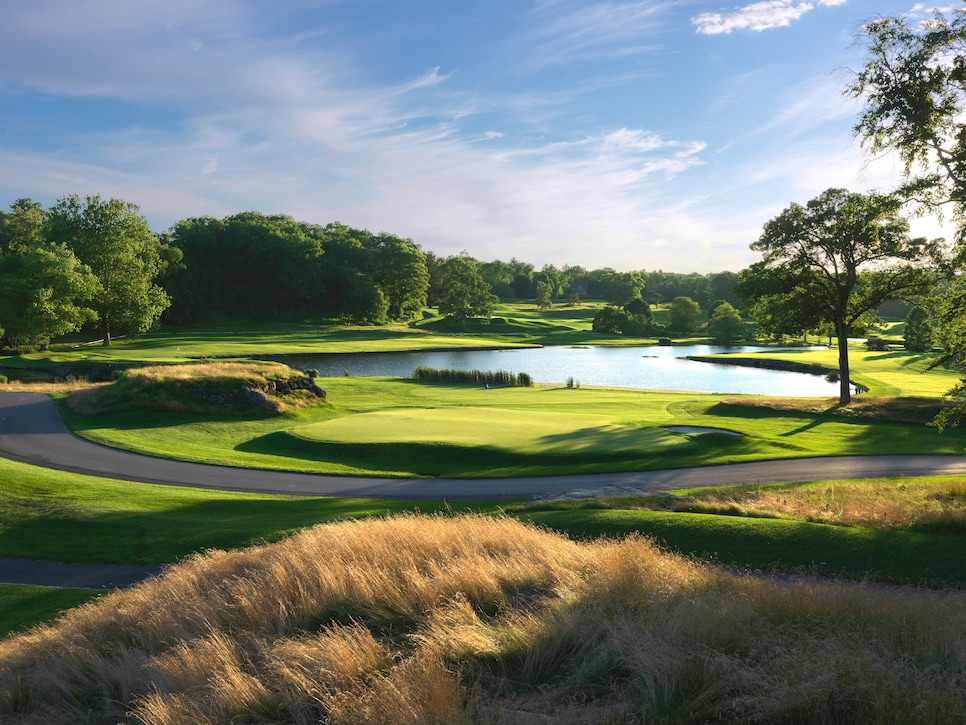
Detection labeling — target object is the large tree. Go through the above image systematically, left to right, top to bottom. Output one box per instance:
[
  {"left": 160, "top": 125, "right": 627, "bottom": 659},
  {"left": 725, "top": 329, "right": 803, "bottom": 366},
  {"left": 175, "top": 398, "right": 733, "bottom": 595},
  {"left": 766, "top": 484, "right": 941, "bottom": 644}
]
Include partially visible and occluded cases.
[
  {"left": 847, "top": 9, "right": 966, "bottom": 234},
  {"left": 848, "top": 9, "right": 966, "bottom": 419},
  {"left": 736, "top": 188, "right": 945, "bottom": 404},
  {"left": 46, "top": 195, "right": 169, "bottom": 346},
  {"left": 369, "top": 233, "right": 429, "bottom": 320},
  {"left": 0, "top": 243, "right": 98, "bottom": 351},
  {"left": 435, "top": 254, "right": 496, "bottom": 327},
  {"left": 667, "top": 296, "right": 700, "bottom": 334}
]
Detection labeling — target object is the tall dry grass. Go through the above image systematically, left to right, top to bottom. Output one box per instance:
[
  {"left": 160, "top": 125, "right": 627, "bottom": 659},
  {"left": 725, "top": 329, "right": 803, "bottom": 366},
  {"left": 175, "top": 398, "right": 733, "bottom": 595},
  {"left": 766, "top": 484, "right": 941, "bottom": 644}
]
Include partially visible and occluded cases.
[
  {"left": 654, "top": 478, "right": 966, "bottom": 531},
  {"left": 1, "top": 515, "right": 964, "bottom": 724}
]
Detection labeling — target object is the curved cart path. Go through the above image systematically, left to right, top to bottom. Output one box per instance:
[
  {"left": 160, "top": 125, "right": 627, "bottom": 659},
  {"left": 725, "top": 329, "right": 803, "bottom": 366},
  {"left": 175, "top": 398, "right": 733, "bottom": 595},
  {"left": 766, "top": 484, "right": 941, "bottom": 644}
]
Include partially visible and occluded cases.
[{"left": 2, "top": 390, "right": 966, "bottom": 588}]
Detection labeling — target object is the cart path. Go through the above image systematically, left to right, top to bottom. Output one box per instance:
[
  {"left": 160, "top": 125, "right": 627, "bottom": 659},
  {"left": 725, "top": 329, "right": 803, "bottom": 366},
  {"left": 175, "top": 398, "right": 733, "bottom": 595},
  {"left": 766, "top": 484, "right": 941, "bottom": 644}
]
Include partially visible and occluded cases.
[{"left": 3, "top": 390, "right": 966, "bottom": 589}]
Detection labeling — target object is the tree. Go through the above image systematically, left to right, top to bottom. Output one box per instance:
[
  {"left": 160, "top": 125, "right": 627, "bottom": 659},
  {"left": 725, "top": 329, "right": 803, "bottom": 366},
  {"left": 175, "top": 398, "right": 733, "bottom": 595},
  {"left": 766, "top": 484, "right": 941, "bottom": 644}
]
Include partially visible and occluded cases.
[
  {"left": 847, "top": 10, "right": 966, "bottom": 234},
  {"left": 848, "top": 10, "right": 966, "bottom": 419},
  {"left": 736, "top": 188, "right": 945, "bottom": 404},
  {"left": 46, "top": 195, "right": 169, "bottom": 346},
  {"left": 0, "top": 199, "right": 46, "bottom": 255},
  {"left": 370, "top": 234, "right": 429, "bottom": 320},
  {"left": 0, "top": 244, "right": 98, "bottom": 351},
  {"left": 435, "top": 254, "right": 496, "bottom": 327},
  {"left": 601, "top": 270, "right": 645, "bottom": 306},
  {"left": 534, "top": 280, "right": 553, "bottom": 310},
  {"left": 668, "top": 296, "right": 700, "bottom": 333},
  {"left": 707, "top": 301, "right": 745, "bottom": 345},
  {"left": 904, "top": 304, "right": 935, "bottom": 352}
]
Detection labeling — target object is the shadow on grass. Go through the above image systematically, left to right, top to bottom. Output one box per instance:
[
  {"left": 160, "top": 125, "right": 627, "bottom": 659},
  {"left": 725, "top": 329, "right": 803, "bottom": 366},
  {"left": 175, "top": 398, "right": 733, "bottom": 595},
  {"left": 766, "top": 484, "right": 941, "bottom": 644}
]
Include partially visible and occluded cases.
[
  {"left": 236, "top": 432, "right": 680, "bottom": 477},
  {"left": 0, "top": 496, "right": 504, "bottom": 566}
]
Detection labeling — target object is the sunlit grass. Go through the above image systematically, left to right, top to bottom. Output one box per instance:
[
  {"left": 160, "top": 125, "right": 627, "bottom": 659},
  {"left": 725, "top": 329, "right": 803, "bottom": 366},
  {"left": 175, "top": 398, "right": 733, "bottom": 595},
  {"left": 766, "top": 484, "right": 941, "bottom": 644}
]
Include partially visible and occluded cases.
[
  {"left": 723, "top": 347, "right": 960, "bottom": 397},
  {"left": 56, "top": 373, "right": 966, "bottom": 478},
  {"left": 524, "top": 475, "right": 966, "bottom": 532},
  {"left": 2, "top": 515, "right": 963, "bottom": 724}
]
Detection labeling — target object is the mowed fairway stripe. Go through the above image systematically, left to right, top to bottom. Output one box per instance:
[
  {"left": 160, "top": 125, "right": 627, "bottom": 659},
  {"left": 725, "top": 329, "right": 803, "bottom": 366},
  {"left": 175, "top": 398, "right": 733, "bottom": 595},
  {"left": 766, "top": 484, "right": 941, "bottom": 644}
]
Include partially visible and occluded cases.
[{"left": 2, "top": 392, "right": 966, "bottom": 499}]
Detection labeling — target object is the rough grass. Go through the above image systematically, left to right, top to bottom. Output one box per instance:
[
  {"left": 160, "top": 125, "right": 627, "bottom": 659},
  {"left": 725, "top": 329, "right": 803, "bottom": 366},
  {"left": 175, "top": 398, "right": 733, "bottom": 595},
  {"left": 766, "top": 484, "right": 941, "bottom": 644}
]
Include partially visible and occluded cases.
[
  {"left": 67, "top": 362, "right": 326, "bottom": 417},
  {"left": 523, "top": 476, "right": 966, "bottom": 533},
  {"left": 1, "top": 515, "right": 963, "bottom": 724}
]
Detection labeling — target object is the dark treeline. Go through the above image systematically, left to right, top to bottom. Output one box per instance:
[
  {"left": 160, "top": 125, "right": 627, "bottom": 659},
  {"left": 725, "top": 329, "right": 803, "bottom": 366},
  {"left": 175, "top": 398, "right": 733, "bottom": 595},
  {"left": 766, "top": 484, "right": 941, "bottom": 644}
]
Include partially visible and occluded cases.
[
  {"left": 0, "top": 195, "right": 743, "bottom": 350},
  {"left": 161, "top": 215, "right": 429, "bottom": 326}
]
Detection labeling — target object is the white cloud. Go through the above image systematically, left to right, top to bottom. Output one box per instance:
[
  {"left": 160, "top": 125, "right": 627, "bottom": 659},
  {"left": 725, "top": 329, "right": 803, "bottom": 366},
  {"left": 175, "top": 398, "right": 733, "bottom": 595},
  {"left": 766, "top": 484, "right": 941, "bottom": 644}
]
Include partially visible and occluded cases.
[{"left": 692, "top": 0, "right": 844, "bottom": 35}]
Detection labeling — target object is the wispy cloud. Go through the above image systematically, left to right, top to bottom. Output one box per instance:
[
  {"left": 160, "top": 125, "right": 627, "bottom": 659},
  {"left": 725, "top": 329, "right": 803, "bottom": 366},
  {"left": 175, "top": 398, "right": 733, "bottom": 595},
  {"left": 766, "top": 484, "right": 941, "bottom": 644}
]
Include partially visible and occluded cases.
[
  {"left": 693, "top": 0, "right": 846, "bottom": 35},
  {"left": 523, "top": 1, "right": 673, "bottom": 67}
]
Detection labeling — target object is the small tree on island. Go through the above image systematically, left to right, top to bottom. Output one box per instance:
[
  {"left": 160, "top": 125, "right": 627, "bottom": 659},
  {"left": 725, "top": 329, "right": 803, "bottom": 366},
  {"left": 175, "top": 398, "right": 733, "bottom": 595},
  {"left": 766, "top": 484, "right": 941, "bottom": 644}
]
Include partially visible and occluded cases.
[{"left": 736, "top": 188, "right": 947, "bottom": 404}]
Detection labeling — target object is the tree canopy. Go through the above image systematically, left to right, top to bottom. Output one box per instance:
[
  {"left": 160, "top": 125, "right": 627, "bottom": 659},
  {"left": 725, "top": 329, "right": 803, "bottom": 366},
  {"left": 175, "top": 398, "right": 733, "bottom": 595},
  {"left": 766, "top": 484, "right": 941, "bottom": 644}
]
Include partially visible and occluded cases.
[
  {"left": 848, "top": 9, "right": 966, "bottom": 235},
  {"left": 736, "top": 188, "right": 945, "bottom": 403},
  {"left": 46, "top": 195, "right": 170, "bottom": 346},
  {"left": 434, "top": 254, "right": 496, "bottom": 327},
  {"left": 707, "top": 301, "right": 744, "bottom": 345}
]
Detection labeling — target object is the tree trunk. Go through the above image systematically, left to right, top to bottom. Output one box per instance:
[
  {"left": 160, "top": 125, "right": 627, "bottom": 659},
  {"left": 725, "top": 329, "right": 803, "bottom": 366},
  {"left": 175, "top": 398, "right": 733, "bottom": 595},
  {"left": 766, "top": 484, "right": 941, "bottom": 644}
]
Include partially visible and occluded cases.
[
  {"left": 101, "top": 315, "right": 112, "bottom": 347},
  {"left": 836, "top": 322, "right": 850, "bottom": 405}
]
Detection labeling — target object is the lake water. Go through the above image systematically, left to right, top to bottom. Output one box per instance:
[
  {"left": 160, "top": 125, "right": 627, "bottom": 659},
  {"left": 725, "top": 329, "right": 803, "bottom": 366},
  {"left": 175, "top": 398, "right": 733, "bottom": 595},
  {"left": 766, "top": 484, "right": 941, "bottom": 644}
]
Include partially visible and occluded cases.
[{"left": 278, "top": 345, "right": 840, "bottom": 397}]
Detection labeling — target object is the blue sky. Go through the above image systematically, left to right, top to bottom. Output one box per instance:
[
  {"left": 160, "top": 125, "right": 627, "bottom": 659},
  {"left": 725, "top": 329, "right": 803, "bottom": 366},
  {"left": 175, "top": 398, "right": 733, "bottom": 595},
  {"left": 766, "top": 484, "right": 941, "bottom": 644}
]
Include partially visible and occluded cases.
[{"left": 0, "top": 1, "right": 950, "bottom": 272}]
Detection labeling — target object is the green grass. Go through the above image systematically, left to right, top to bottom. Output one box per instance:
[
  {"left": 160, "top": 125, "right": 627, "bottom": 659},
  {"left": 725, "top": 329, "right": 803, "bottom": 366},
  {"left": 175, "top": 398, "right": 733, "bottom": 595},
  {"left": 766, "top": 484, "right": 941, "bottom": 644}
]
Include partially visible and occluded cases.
[
  {"left": 715, "top": 346, "right": 961, "bottom": 397},
  {"left": 60, "top": 374, "right": 966, "bottom": 478},
  {"left": 3, "top": 451, "right": 966, "bottom": 633},
  {"left": 0, "top": 455, "right": 507, "bottom": 565},
  {"left": 520, "top": 507, "right": 966, "bottom": 587},
  {"left": 0, "top": 586, "right": 101, "bottom": 638}
]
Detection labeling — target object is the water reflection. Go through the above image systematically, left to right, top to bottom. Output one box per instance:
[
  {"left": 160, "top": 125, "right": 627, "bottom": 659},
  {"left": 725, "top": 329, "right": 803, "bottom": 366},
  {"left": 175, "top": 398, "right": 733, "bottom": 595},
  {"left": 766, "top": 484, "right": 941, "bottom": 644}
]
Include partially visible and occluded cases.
[{"left": 276, "top": 345, "right": 839, "bottom": 397}]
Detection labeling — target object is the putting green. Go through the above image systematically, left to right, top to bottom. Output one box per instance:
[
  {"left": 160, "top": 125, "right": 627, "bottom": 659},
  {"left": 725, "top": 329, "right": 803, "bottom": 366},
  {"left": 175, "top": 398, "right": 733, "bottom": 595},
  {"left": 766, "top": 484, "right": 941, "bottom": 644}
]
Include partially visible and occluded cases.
[{"left": 293, "top": 407, "right": 681, "bottom": 454}]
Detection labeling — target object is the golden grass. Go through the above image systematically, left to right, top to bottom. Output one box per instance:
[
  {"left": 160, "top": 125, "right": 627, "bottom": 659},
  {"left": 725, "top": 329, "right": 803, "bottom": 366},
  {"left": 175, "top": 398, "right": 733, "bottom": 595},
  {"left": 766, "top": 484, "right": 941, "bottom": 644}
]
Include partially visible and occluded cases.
[
  {"left": 67, "top": 361, "right": 325, "bottom": 416},
  {"left": 0, "top": 380, "right": 108, "bottom": 394},
  {"left": 596, "top": 477, "right": 966, "bottom": 531},
  {"left": 1, "top": 515, "right": 964, "bottom": 724}
]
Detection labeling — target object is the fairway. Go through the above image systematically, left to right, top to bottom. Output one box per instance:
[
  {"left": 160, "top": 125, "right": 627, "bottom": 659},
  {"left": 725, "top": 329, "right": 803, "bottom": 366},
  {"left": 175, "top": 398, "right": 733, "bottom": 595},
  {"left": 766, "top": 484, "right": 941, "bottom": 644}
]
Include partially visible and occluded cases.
[
  {"left": 718, "top": 348, "right": 961, "bottom": 397},
  {"left": 293, "top": 406, "right": 680, "bottom": 454}
]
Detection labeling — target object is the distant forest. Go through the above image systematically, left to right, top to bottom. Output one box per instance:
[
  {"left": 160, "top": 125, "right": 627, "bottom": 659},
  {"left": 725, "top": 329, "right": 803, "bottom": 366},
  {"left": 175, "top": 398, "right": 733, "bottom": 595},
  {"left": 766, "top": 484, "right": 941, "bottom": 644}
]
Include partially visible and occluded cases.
[
  {"left": 0, "top": 197, "right": 744, "bottom": 343},
  {"left": 160, "top": 212, "right": 743, "bottom": 325}
]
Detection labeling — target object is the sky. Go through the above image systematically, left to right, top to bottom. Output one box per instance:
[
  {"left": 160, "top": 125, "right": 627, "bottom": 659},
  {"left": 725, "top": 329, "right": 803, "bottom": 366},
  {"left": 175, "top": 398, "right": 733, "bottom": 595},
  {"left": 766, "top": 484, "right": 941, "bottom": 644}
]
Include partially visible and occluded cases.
[{"left": 0, "top": 1, "right": 953, "bottom": 273}]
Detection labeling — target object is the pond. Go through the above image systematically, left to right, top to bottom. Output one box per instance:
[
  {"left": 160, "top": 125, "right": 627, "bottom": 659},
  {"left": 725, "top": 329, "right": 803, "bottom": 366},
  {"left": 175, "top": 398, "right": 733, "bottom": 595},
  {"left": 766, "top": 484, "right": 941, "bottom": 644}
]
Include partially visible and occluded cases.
[{"left": 277, "top": 345, "right": 840, "bottom": 397}]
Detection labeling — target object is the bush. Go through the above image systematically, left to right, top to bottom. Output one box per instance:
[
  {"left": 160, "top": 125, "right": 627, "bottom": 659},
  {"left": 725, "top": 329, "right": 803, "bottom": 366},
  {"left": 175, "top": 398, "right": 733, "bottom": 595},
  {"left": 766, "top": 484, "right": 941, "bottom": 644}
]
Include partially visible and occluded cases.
[{"left": 0, "top": 375, "right": 7, "bottom": 384}]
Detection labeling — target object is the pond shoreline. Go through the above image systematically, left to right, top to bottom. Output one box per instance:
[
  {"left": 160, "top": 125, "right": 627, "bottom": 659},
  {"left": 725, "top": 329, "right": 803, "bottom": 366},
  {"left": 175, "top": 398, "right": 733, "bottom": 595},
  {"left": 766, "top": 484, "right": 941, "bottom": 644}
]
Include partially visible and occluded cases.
[{"left": 686, "top": 355, "right": 836, "bottom": 377}]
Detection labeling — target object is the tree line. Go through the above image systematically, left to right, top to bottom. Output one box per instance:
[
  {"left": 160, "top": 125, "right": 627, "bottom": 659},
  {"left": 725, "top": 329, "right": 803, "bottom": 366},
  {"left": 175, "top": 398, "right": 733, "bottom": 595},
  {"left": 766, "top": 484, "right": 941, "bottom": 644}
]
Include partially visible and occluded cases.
[{"left": 0, "top": 197, "right": 746, "bottom": 349}]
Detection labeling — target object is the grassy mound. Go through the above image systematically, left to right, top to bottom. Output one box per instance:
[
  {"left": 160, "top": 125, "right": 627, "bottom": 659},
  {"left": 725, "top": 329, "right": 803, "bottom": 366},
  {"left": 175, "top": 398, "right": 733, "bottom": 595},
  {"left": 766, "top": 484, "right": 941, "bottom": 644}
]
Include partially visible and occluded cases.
[
  {"left": 67, "top": 362, "right": 326, "bottom": 417},
  {"left": 2, "top": 515, "right": 964, "bottom": 724}
]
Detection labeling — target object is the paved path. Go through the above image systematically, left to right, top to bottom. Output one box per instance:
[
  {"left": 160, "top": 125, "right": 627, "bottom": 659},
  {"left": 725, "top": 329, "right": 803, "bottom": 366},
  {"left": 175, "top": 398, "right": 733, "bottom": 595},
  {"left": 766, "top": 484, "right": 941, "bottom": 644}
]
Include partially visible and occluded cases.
[{"left": 3, "top": 390, "right": 966, "bottom": 588}]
